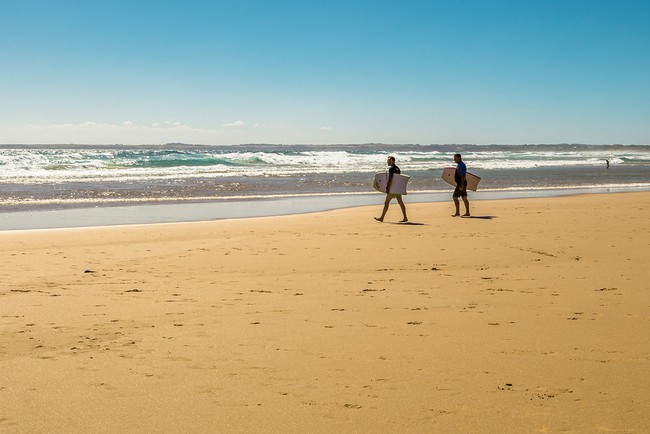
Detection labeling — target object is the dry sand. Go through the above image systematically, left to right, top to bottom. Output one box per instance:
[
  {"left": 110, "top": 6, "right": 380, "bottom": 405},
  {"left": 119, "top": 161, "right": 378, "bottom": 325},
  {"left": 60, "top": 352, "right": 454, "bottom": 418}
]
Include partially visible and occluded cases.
[{"left": 1, "top": 192, "right": 649, "bottom": 433}]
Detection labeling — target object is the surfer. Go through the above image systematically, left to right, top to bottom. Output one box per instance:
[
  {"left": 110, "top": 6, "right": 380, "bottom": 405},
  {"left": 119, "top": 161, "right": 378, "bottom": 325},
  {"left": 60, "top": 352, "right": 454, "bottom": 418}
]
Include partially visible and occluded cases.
[
  {"left": 452, "top": 153, "right": 470, "bottom": 217},
  {"left": 375, "top": 156, "right": 408, "bottom": 223},
  {"left": 606, "top": 159, "right": 610, "bottom": 169}
]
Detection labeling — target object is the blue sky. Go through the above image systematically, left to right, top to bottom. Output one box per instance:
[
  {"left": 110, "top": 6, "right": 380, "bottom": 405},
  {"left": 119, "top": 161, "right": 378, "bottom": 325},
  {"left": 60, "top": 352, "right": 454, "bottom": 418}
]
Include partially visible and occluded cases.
[{"left": 1, "top": 0, "right": 648, "bottom": 145}]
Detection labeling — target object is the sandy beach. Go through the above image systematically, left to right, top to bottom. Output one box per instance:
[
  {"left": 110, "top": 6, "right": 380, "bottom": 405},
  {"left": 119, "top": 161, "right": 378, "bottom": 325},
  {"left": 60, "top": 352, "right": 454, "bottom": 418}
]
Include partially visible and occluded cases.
[{"left": 1, "top": 192, "right": 649, "bottom": 433}]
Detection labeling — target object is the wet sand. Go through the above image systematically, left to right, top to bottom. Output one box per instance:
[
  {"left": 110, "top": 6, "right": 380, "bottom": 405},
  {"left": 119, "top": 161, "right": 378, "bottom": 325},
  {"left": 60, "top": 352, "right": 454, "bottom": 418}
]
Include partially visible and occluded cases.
[{"left": 1, "top": 192, "right": 649, "bottom": 432}]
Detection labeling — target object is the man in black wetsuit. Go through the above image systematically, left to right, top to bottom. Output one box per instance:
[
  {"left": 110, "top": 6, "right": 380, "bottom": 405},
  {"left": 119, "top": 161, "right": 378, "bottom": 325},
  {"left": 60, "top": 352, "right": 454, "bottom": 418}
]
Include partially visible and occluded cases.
[
  {"left": 452, "top": 153, "right": 470, "bottom": 217},
  {"left": 375, "top": 156, "right": 408, "bottom": 223}
]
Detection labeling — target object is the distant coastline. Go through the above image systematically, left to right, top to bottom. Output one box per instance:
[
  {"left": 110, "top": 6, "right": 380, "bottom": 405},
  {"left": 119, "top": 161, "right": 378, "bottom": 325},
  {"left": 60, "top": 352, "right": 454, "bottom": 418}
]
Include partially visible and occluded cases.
[{"left": 2, "top": 142, "right": 648, "bottom": 149}]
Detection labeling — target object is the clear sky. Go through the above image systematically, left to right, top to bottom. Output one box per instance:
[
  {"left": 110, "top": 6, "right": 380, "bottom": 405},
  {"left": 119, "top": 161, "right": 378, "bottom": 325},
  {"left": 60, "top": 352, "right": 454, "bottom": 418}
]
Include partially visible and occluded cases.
[{"left": 1, "top": 0, "right": 649, "bottom": 145}]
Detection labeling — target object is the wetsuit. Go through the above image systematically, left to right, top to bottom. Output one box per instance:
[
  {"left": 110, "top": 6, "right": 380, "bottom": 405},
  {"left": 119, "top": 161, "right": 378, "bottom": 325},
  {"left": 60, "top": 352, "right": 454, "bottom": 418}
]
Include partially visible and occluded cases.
[
  {"left": 453, "top": 161, "right": 467, "bottom": 198},
  {"left": 388, "top": 164, "right": 401, "bottom": 197}
]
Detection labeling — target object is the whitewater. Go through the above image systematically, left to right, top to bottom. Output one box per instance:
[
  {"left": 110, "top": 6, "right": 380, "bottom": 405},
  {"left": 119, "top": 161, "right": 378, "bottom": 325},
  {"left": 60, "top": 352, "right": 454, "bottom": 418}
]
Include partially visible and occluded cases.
[{"left": 1, "top": 143, "right": 649, "bottom": 211}]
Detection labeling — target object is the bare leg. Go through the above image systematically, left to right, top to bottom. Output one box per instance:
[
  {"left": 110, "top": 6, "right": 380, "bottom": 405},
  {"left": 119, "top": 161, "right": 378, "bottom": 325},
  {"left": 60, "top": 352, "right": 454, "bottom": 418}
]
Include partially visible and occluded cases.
[
  {"left": 375, "top": 196, "right": 392, "bottom": 222},
  {"left": 452, "top": 196, "right": 460, "bottom": 217},
  {"left": 397, "top": 197, "right": 408, "bottom": 222},
  {"left": 462, "top": 197, "right": 470, "bottom": 216}
]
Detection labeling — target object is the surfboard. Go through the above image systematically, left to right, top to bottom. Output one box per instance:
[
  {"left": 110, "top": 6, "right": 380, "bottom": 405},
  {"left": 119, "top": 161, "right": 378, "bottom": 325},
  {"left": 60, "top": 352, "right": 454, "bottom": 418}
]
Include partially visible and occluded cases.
[
  {"left": 441, "top": 167, "right": 481, "bottom": 191},
  {"left": 373, "top": 172, "right": 410, "bottom": 195}
]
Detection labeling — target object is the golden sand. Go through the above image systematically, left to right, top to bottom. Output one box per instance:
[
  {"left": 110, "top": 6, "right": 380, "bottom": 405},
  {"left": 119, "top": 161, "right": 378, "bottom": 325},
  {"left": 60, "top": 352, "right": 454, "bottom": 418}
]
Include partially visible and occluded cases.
[{"left": 1, "top": 192, "right": 649, "bottom": 433}]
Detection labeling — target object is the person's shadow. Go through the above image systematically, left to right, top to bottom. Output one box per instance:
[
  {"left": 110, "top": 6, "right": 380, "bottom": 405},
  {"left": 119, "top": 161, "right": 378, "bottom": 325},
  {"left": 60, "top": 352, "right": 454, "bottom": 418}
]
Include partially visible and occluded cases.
[
  {"left": 461, "top": 215, "right": 496, "bottom": 220},
  {"left": 388, "top": 216, "right": 497, "bottom": 224}
]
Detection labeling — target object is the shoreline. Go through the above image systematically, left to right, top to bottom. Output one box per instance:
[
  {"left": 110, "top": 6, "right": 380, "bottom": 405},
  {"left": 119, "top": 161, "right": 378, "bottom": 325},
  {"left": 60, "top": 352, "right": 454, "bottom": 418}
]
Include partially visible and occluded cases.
[{"left": 2, "top": 185, "right": 648, "bottom": 231}]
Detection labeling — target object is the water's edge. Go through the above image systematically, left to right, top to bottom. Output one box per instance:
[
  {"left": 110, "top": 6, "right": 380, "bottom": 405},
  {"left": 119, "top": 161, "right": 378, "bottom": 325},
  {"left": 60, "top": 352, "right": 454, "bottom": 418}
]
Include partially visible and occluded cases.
[{"left": 1, "top": 186, "right": 646, "bottom": 232}]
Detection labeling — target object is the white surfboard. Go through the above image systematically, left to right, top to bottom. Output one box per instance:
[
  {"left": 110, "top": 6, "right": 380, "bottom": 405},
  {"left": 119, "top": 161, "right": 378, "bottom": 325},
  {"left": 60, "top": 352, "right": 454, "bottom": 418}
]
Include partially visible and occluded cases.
[
  {"left": 441, "top": 167, "right": 481, "bottom": 191},
  {"left": 373, "top": 172, "right": 410, "bottom": 195}
]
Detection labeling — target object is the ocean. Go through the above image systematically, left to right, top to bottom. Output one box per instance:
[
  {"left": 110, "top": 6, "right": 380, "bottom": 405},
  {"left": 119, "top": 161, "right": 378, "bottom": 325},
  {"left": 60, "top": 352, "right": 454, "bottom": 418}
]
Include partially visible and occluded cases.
[{"left": 1, "top": 143, "right": 649, "bottom": 229}]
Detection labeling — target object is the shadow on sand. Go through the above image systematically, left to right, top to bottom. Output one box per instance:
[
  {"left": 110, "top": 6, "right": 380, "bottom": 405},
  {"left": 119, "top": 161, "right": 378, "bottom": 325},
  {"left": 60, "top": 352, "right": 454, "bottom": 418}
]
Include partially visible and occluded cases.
[
  {"left": 460, "top": 215, "right": 497, "bottom": 220},
  {"left": 379, "top": 216, "right": 497, "bottom": 225}
]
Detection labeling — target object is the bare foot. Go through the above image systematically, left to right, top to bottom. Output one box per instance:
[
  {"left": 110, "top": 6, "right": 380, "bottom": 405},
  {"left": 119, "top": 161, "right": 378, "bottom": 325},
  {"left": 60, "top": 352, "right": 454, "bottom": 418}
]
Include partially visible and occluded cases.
[
  {"left": 451, "top": 213, "right": 460, "bottom": 217},
  {"left": 462, "top": 213, "right": 471, "bottom": 217},
  {"left": 374, "top": 217, "right": 383, "bottom": 222},
  {"left": 399, "top": 219, "right": 408, "bottom": 223}
]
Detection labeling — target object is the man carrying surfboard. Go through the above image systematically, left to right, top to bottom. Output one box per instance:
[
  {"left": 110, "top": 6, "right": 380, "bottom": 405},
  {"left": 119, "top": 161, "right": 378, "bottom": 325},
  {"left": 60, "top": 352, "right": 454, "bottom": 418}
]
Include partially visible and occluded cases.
[
  {"left": 452, "top": 153, "right": 470, "bottom": 217},
  {"left": 374, "top": 156, "right": 408, "bottom": 223}
]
